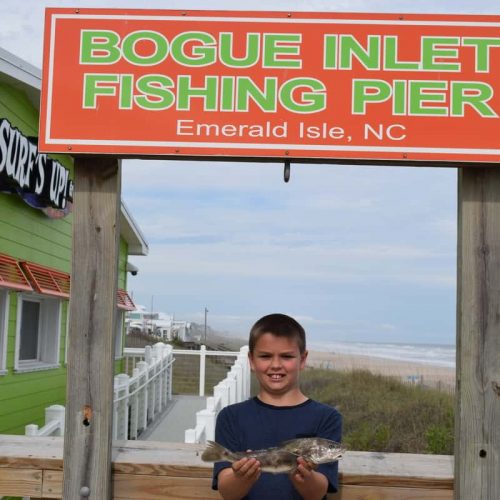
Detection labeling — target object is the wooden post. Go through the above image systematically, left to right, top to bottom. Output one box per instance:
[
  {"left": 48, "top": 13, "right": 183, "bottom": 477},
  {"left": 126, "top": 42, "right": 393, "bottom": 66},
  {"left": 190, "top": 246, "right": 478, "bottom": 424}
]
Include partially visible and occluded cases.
[
  {"left": 63, "top": 157, "right": 121, "bottom": 499},
  {"left": 456, "top": 167, "right": 500, "bottom": 499}
]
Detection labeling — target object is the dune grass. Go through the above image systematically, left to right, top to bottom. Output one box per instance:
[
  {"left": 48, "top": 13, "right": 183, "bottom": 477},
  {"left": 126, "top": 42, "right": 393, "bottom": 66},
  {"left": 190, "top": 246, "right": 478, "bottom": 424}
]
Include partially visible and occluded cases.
[{"left": 300, "top": 368, "right": 454, "bottom": 455}]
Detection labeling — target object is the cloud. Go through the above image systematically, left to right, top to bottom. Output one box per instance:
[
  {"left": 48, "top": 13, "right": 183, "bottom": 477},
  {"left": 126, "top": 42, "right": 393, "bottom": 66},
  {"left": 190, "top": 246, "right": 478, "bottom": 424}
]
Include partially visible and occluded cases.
[{"left": 3, "top": 0, "right": 480, "bottom": 346}]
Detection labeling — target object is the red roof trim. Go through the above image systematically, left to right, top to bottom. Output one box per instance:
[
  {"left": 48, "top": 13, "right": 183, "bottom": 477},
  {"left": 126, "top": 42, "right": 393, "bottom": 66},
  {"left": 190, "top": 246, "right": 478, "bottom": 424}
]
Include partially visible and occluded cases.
[
  {"left": 0, "top": 253, "right": 34, "bottom": 292},
  {"left": 20, "top": 261, "right": 70, "bottom": 299},
  {"left": 117, "top": 289, "right": 135, "bottom": 311}
]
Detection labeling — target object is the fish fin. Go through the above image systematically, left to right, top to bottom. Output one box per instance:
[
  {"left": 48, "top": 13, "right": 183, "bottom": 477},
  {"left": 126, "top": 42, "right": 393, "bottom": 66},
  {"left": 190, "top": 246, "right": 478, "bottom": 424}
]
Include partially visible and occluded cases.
[{"left": 201, "top": 441, "right": 235, "bottom": 462}]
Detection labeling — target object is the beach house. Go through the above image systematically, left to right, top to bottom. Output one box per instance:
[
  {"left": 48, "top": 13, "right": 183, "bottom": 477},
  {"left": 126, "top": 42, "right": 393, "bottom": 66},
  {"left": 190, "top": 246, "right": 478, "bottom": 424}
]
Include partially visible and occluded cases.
[
  {"left": 0, "top": 46, "right": 148, "bottom": 435},
  {"left": 126, "top": 305, "right": 193, "bottom": 342}
]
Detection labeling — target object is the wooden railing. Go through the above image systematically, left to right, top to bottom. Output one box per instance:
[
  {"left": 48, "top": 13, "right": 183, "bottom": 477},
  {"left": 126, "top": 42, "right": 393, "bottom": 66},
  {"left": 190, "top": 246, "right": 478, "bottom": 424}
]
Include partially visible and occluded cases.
[{"left": 0, "top": 435, "right": 453, "bottom": 499}]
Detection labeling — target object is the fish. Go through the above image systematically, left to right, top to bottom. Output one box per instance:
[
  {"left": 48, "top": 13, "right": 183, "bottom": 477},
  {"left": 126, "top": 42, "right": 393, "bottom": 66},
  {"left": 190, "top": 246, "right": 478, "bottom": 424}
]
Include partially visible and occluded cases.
[
  {"left": 201, "top": 437, "right": 345, "bottom": 474},
  {"left": 279, "top": 437, "right": 346, "bottom": 465}
]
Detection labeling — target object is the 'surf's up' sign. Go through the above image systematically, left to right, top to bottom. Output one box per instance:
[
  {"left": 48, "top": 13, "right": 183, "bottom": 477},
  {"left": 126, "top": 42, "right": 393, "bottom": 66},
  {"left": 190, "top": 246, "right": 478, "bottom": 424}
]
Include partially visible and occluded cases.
[{"left": 39, "top": 9, "right": 500, "bottom": 163}]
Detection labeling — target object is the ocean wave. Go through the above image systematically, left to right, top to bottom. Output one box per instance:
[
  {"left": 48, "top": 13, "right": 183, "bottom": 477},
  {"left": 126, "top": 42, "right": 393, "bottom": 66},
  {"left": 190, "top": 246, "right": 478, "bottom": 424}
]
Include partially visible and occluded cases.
[{"left": 308, "top": 340, "right": 455, "bottom": 368}]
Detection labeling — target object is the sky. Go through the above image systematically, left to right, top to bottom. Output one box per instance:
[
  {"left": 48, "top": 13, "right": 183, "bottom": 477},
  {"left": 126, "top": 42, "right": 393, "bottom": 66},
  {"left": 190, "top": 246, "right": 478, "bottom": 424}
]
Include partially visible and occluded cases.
[{"left": 1, "top": 0, "right": 498, "bottom": 346}]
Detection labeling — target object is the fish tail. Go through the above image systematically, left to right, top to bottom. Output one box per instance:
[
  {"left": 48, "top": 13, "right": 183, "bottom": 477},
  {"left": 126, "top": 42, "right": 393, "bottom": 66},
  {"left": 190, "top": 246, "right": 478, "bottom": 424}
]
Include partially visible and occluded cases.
[{"left": 201, "top": 441, "right": 236, "bottom": 463}]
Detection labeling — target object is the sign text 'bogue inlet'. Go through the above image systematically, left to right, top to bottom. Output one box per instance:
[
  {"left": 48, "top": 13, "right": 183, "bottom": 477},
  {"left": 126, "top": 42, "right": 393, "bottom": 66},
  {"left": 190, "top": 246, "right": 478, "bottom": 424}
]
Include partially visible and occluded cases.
[{"left": 40, "top": 9, "right": 500, "bottom": 163}]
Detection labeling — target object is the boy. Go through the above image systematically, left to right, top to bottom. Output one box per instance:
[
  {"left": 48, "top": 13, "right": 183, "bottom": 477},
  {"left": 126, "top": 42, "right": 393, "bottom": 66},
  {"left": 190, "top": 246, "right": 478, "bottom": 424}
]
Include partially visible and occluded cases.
[{"left": 212, "top": 313, "right": 342, "bottom": 500}]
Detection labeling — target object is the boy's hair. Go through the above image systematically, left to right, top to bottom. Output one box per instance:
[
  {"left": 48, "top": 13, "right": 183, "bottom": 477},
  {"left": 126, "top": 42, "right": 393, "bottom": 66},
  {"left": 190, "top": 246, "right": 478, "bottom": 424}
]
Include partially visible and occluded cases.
[{"left": 248, "top": 313, "right": 306, "bottom": 354}]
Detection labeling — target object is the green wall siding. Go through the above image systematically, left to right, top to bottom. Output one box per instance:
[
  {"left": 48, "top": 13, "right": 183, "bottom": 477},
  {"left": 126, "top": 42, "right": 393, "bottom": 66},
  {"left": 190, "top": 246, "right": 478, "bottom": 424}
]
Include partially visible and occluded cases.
[
  {"left": 0, "top": 80, "right": 130, "bottom": 435},
  {"left": 0, "top": 81, "right": 73, "bottom": 269},
  {"left": 119, "top": 238, "right": 128, "bottom": 289}
]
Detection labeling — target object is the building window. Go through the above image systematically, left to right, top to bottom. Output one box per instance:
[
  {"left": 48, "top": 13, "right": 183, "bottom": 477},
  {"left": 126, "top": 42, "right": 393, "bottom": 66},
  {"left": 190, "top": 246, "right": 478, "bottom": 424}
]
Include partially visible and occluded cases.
[
  {"left": 0, "top": 289, "right": 8, "bottom": 375},
  {"left": 15, "top": 294, "right": 61, "bottom": 372}
]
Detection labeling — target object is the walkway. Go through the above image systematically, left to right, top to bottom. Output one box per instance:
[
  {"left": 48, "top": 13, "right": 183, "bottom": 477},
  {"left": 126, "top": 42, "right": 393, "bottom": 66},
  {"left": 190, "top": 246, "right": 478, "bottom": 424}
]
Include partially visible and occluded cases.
[{"left": 141, "top": 395, "right": 207, "bottom": 442}]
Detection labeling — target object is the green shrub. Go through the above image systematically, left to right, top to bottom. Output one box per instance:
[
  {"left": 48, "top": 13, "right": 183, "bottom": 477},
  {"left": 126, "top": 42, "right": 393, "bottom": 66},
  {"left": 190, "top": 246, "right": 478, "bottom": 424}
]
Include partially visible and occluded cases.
[
  {"left": 300, "top": 368, "right": 454, "bottom": 454},
  {"left": 425, "top": 424, "right": 454, "bottom": 455}
]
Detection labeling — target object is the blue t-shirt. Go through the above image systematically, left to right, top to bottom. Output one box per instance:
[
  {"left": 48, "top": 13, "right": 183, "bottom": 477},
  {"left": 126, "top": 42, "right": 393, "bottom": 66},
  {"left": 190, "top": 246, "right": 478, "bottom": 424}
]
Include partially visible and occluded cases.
[{"left": 212, "top": 397, "right": 342, "bottom": 499}]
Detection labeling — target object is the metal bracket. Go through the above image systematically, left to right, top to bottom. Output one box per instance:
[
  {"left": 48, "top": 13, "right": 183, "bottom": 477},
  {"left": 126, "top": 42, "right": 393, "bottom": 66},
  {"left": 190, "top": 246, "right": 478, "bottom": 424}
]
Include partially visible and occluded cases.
[{"left": 284, "top": 160, "right": 291, "bottom": 183}]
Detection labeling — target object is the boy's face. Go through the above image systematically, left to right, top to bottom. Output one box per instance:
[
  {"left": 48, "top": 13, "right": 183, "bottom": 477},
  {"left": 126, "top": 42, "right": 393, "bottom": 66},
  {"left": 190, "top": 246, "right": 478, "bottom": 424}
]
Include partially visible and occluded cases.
[{"left": 248, "top": 333, "right": 308, "bottom": 398}]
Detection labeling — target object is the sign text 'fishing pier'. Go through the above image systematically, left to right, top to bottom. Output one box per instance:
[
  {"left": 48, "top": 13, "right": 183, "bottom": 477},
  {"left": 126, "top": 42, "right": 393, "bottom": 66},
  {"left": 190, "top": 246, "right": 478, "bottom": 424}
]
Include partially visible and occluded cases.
[{"left": 40, "top": 10, "right": 500, "bottom": 162}]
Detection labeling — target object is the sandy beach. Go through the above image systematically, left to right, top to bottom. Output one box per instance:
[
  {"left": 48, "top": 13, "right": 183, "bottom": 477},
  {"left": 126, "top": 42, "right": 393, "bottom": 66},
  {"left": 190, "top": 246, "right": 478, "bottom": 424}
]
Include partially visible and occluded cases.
[
  {"left": 210, "top": 332, "right": 456, "bottom": 392},
  {"left": 306, "top": 349, "right": 456, "bottom": 392}
]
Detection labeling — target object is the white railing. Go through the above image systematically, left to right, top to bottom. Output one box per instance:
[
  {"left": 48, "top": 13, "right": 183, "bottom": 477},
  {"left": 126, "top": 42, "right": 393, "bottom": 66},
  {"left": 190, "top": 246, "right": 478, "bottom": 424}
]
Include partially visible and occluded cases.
[
  {"left": 114, "top": 342, "right": 174, "bottom": 440},
  {"left": 24, "top": 343, "right": 249, "bottom": 445},
  {"left": 25, "top": 343, "right": 175, "bottom": 441},
  {"left": 170, "top": 344, "right": 243, "bottom": 396},
  {"left": 185, "top": 345, "right": 251, "bottom": 444},
  {"left": 25, "top": 404, "right": 65, "bottom": 437}
]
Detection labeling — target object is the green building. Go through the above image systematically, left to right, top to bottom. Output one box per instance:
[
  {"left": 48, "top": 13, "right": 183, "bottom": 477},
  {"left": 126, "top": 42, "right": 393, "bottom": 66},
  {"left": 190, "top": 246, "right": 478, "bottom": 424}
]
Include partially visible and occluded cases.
[{"left": 0, "top": 47, "right": 148, "bottom": 435}]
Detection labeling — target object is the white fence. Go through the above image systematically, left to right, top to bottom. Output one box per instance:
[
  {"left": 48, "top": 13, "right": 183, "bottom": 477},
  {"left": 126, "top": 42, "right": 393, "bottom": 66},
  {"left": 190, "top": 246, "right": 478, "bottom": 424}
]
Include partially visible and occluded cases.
[
  {"left": 114, "top": 342, "right": 174, "bottom": 440},
  {"left": 24, "top": 343, "right": 250, "bottom": 444},
  {"left": 25, "top": 343, "right": 174, "bottom": 440},
  {"left": 171, "top": 345, "right": 245, "bottom": 396},
  {"left": 185, "top": 345, "right": 251, "bottom": 444},
  {"left": 25, "top": 404, "right": 65, "bottom": 437}
]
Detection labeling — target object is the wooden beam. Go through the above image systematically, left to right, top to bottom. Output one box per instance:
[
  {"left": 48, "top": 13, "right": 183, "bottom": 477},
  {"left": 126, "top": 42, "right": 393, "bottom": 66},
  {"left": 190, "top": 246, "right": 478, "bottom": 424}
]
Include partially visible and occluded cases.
[
  {"left": 63, "top": 157, "right": 121, "bottom": 499},
  {"left": 456, "top": 167, "right": 500, "bottom": 499},
  {"left": 0, "top": 436, "right": 454, "bottom": 499},
  {"left": 0, "top": 468, "right": 43, "bottom": 497},
  {"left": 330, "top": 485, "right": 452, "bottom": 499}
]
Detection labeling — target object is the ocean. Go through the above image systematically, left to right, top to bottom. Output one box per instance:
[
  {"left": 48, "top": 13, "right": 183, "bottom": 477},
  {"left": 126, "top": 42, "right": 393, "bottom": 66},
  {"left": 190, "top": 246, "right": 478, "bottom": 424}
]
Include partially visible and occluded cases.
[{"left": 308, "top": 340, "right": 456, "bottom": 368}]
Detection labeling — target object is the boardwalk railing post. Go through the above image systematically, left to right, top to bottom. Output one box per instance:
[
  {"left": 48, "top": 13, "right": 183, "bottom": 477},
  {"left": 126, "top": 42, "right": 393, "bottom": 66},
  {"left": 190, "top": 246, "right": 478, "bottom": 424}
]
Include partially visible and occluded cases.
[
  {"left": 165, "top": 344, "right": 173, "bottom": 403},
  {"left": 199, "top": 345, "right": 207, "bottom": 396},
  {"left": 136, "top": 360, "right": 149, "bottom": 431},
  {"left": 129, "top": 367, "right": 140, "bottom": 439},
  {"left": 114, "top": 373, "right": 130, "bottom": 440},
  {"left": 45, "top": 405, "right": 65, "bottom": 437}
]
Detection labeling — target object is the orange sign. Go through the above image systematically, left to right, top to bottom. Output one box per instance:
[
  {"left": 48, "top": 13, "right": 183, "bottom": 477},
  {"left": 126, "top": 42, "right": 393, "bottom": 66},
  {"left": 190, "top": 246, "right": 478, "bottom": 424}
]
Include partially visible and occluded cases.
[{"left": 40, "top": 9, "right": 500, "bottom": 163}]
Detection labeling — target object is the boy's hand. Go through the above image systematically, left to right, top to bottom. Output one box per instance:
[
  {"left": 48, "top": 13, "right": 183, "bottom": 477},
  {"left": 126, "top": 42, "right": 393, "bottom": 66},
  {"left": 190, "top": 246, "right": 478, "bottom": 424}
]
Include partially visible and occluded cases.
[
  {"left": 218, "top": 455, "right": 261, "bottom": 500},
  {"left": 231, "top": 456, "right": 261, "bottom": 482},
  {"left": 290, "top": 456, "right": 317, "bottom": 482},
  {"left": 290, "top": 457, "right": 327, "bottom": 500}
]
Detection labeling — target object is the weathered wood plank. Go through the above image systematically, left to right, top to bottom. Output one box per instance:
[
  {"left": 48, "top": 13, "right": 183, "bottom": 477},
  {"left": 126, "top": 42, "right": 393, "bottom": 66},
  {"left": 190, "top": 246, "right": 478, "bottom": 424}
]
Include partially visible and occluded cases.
[
  {"left": 63, "top": 158, "right": 121, "bottom": 499},
  {"left": 456, "top": 168, "right": 500, "bottom": 500},
  {"left": 0, "top": 436, "right": 454, "bottom": 499},
  {"left": 0, "top": 436, "right": 453, "bottom": 484},
  {"left": 336, "top": 451, "right": 453, "bottom": 486},
  {"left": 0, "top": 467, "right": 42, "bottom": 496},
  {"left": 34, "top": 470, "right": 234, "bottom": 500},
  {"left": 43, "top": 470, "right": 61, "bottom": 498},
  {"left": 43, "top": 471, "right": 221, "bottom": 499},
  {"left": 40, "top": 472, "right": 455, "bottom": 500},
  {"left": 117, "top": 474, "right": 220, "bottom": 499},
  {"left": 339, "top": 474, "right": 453, "bottom": 490},
  {"left": 330, "top": 485, "right": 453, "bottom": 499}
]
